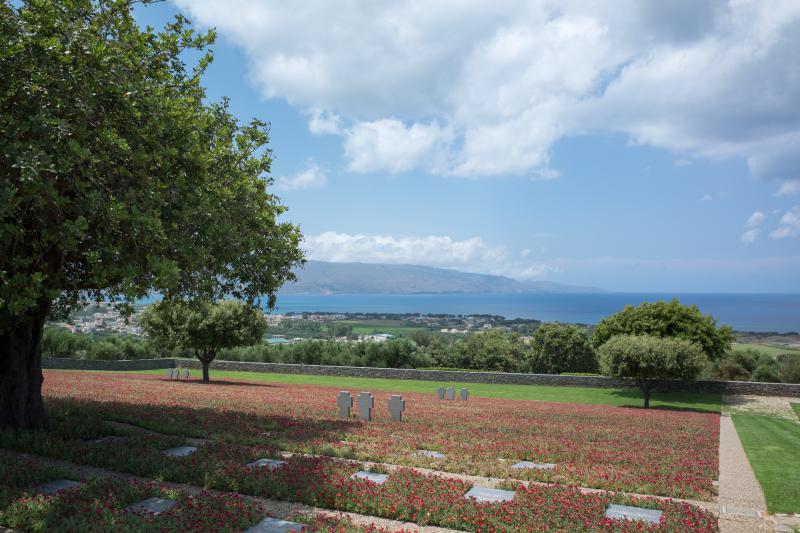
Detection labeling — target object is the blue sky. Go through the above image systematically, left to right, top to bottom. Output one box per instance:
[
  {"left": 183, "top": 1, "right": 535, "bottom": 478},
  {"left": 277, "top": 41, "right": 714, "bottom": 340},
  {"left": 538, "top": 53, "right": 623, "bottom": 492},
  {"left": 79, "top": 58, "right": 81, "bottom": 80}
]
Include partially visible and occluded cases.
[{"left": 137, "top": 1, "right": 800, "bottom": 293}]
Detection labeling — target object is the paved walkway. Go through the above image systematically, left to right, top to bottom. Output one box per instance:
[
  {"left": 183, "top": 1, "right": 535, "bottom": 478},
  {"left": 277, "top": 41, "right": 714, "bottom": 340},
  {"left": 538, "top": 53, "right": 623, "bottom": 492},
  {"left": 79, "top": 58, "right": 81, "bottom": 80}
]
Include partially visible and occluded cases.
[{"left": 718, "top": 413, "right": 772, "bottom": 532}]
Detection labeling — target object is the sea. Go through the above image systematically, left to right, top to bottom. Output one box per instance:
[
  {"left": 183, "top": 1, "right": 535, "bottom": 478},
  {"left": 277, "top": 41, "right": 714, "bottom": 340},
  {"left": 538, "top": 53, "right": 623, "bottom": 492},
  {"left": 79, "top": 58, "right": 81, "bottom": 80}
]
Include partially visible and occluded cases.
[{"left": 271, "top": 293, "right": 800, "bottom": 333}]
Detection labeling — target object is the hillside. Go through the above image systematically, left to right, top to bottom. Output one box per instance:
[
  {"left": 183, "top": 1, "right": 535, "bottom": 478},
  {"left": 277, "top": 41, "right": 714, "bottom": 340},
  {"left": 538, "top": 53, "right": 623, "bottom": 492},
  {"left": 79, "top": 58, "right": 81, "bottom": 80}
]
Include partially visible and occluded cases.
[{"left": 280, "top": 261, "right": 603, "bottom": 295}]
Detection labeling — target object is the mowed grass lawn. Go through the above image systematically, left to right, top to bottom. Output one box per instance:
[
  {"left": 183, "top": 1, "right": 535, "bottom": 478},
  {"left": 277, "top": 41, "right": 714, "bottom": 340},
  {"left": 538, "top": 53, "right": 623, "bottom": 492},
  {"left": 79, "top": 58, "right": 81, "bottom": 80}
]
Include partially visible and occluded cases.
[
  {"left": 732, "top": 342, "right": 800, "bottom": 357},
  {"left": 121, "top": 368, "right": 721, "bottom": 412},
  {"left": 733, "top": 413, "right": 800, "bottom": 513}
]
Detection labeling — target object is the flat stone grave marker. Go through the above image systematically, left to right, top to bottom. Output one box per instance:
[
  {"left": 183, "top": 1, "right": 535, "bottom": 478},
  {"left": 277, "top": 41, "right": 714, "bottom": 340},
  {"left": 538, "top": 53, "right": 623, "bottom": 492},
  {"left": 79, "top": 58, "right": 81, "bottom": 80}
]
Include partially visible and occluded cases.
[
  {"left": 180, "top": 368, "right": 190, "bottom": 380},
  {"left": 437, "top": 387, "right": 445, "bottom": 400},
  {"left": 446, "top": 387, "right": 455, "bottom": 400},
  {"left": 460, "top": 388, "right": 469, "bottom": 400},
  {"left": 336, "top": 391, "right": 353, "bottom": 418},
  {"left": 357, "top": 392, "right": 374, "bottom": 421},
  {"left": 388, "top": 395, "right": 405, "bottom": 421},
  {"left": 91, "top": 436, "right": 124, "bottom": 446},
  {"left": 162, "top": 445, "right": 197, "bottom": 457},
  {"left": 415, "top": 449, "right": 446, "bottom": 459},
  {"left": 247, "top": 458, "right": 287, "bottom": 469},
  {"left": 510, "top": 461, "right": 556, "bottom": 470},
  {"left": 352, "top": 471, "right": 389, "bottom": 484},
  {"left": 35, "top": 479, "right": 82, "bottom": 495},
  {"left": 464, "top": 486, "right": 516, "bottom": 503},
  {"left": 125, "top": 497, "right": 177, "bottom": 515},
  {"left": 605, "top": 504, "right": 663, "bottom": 524},
  {"left": 244, "top": 517, "right": 307, "bottom": 533}
]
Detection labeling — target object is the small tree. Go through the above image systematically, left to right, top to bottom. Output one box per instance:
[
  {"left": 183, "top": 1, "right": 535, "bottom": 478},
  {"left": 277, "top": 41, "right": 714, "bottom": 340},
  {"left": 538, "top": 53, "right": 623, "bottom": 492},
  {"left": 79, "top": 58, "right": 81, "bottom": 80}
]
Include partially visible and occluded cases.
[
  {"left": 141, "top": 300, "right": 266, "bottom": 382},
  {"left": 591, "top": 300, "right": 733, "bottom": 361},
  {"left": 526, "top": 324, "right": 597, "bottom": 374},
  {"left": 598, "top": 335, "right": 707, "bottom": 408}
]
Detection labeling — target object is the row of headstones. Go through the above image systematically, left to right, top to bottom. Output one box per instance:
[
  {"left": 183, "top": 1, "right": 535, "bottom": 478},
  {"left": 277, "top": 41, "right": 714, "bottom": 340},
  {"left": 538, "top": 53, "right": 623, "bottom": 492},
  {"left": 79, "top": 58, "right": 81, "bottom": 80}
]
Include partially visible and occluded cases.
[
  {"left": 165, "top": 368, "right": 190, "bottom": 380},
  {"left": 437, "top": 386, "right": 469, "bottom": 401},
  {"left": 337, "top": 391, "right": 405, "bottom": 421}
]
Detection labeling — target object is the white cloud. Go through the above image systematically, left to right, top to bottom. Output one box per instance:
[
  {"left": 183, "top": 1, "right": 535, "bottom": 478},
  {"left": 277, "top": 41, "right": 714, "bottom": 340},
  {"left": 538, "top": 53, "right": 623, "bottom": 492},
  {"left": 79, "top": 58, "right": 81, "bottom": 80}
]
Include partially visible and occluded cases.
[
  {"left": 176, "top": 0, "right": 800, "bottom": 180},
  {"left": 305, "top": 108, "right": 341, "bottom": 135},
  {"left": 275, "top": 165, "right": 327, "bottom": 191},
  {"left": 776, "top": 180, "right": 800, "bottom": 197},
  {"left": 701, "top": 194, "right": 714, "bottom": 202},
  {"left": 769, "top": 206, "right": 800, "bottom": 239},
  {"left": 745, "top": 211, "right": 766, "bottom": 228},
  {"left": 741, "top": 228, "right": 759, "bottom": 246},
  {"left": 304, "top": 231, "right": 558, "bottom": 279}
]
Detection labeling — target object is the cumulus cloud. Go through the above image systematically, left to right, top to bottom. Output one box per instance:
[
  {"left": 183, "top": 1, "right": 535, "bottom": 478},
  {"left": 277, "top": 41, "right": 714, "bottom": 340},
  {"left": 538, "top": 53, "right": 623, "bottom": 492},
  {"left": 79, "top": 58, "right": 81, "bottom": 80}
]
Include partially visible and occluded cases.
[
  {"left": 175, "top": 0, "right": 800, "bottom": 180},
  {"left": 275, "top": 165, "right": 327, "bottom": 190},
  {"left": 776, "top": 180, "right": 800, "bottom": 197},
  {"left": 700, "top": 194, "right": 714, "bottom": 202},
  {"left": 769, "top": 206, "right": 800, "bottom": 239},
  {"left": 741, "top": 210, "right": 766, "bottom": 245},
  {"left": 745, "top": 211, "right": 766, "bottom": 228},
  {"left": 741, "top": 228, "right": 759, "bottom": 246},
  {"left": 304, "top": 231, "right": 558, "bottom": 279}
]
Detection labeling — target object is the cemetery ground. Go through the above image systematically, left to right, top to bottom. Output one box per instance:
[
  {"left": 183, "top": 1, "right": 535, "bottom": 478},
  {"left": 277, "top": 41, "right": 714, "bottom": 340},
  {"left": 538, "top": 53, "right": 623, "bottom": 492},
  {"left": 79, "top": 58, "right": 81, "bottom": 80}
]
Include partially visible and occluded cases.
[{"left": 0, "top": 370, "right": 729, "bottom": 532}]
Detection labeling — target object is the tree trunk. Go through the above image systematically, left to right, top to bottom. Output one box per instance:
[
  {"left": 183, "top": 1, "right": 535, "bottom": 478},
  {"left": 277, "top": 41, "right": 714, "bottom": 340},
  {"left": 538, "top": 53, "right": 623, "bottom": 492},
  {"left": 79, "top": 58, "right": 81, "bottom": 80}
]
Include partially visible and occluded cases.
[
  {"left": 0, "top": 301, "right": 50, "bottom": 429},
  {"left": 197, "top": 350, "right": 215, "bottom": 383},
  {"left": 201, "top": 360, "right": 210, "bottom": 382},
  {"left": 639, "top": 379, "right": 653, "bottom": 409}
]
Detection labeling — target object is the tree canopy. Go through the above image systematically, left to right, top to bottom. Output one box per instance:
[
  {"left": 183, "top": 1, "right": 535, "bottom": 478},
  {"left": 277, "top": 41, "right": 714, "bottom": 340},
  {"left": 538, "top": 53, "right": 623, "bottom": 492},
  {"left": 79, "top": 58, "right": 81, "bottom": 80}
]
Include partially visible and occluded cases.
[
  {"left": 0, "top": 0, "right": 303, "bottom": 428},
  {"left": 590, "top": 300, "right": 733, "bottom": 361},
  {"left": 526, "top": 323, "right": 597, "bottom": 374},
  {"left": 597, "top": 334, "right": 707, "bottom": 408}
]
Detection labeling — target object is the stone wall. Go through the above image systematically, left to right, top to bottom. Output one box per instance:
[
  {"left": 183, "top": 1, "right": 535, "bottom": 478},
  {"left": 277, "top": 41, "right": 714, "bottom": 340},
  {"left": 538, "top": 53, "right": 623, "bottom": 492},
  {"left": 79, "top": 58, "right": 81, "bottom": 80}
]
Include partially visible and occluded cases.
[{"left": 42, "top": 357, "right": 800, "bottom": 397}]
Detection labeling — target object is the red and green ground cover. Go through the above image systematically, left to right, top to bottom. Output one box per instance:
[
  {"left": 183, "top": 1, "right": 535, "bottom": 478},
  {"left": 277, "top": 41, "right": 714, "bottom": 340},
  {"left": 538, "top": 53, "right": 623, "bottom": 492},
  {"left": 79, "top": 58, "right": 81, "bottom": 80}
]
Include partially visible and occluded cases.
[{"left": 41, "top": 371, "right": 719, "bottom": 501}]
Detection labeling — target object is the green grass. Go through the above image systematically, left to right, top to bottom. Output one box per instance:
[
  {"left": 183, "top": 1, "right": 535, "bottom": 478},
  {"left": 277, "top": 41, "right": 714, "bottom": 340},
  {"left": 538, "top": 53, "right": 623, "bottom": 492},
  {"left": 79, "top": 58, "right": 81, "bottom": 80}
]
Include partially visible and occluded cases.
[
  {"left": 348, "top": 325, "right": 427, "bottom": 336},
  {"left": 732, "top": 342, "right": 800, "bottom": 357},
  {"left": 63, "top": 367, "right": 721, "bottom": 412},
  {"left": 792, "top": 403, "right": 800, "bottom": 420},
  {"left": 732, "top": 413, "right": 800, "bottom": 513}
]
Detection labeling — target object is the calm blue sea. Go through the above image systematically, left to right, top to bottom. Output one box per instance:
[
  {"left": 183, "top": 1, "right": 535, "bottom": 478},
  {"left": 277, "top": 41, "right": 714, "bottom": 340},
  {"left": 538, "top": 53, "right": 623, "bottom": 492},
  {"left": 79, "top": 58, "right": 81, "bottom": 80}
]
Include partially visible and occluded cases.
[{"left": 271, "top": 293, "right": 800, "bottom": 333}]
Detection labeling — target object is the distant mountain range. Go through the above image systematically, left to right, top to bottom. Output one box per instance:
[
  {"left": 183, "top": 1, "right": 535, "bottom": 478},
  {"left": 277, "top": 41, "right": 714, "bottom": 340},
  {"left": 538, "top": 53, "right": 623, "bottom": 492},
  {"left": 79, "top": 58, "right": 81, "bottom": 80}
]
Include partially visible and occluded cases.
[{"left": 280, "top": 261, "right": 603, "bottom": 295}]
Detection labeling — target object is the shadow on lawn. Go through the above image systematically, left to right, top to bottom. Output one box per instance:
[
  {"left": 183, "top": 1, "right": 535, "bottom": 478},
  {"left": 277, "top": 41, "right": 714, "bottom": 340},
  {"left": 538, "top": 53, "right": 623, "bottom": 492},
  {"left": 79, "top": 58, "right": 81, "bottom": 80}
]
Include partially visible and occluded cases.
[{"left": 606, "top": 389, "right": 719, "bottom": 413}]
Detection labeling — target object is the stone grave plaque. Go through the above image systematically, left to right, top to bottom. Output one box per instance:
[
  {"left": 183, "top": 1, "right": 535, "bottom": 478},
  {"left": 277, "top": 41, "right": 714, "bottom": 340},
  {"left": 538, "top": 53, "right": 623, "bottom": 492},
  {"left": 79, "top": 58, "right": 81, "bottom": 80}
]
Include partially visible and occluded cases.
[
  {"left": 180, "top": 368, "right": 190, "bottom": 380},
  {"left": 437, "top": 387, "right": 445, "bottom": 400},
  {"left": 446, "top": 387, "right": 455, "bottom": 400},
  {"left": 460, "top": 388, "right": 469, "bottom": 400},
  {"left": 337, "top": 391, "right": 353, "bottom": 417},
  {"left": 357, "top": 392, "right": 374, "bottom": 421},
  {"left": 388, "top": 395, "right": 405, "bottom": 421},
  {"left": 91, "top": 436, "right": 124, "bottom": 446},
  {"left": 162, "top": 445, "right": 197, "bottom": 457},
  {"left": 415, "top": 449, "right": 446, "bottom": 459},
  {"left": 247, "top": 458, "right": 287, "bottom": 469},
  {"left": 510, "top": 461, "right": 556, "bottom": 470},
  {"left": 352, "top": 471, "right": 389, "bottom": 484},
  {"left": 35, "top": 479, "right": 82, "bottom": 495},
  {"left": 464, "top": 486, "right": 516, "bottom": 503},
  {"left": 125, "top": 497, "right": 177, "bottom": 515},
  {"left": 605, "top": 504, "right": 663, "bottom": 524},
  {"left": 243, "top": 517, "right": 307, "bottom": 533}
]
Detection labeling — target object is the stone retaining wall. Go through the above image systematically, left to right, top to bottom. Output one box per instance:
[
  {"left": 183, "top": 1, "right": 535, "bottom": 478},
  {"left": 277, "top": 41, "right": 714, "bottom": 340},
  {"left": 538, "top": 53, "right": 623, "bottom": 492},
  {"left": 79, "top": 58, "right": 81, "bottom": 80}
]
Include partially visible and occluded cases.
[{"left": 42, "top": 357, "right": 800, "bottom": 397}]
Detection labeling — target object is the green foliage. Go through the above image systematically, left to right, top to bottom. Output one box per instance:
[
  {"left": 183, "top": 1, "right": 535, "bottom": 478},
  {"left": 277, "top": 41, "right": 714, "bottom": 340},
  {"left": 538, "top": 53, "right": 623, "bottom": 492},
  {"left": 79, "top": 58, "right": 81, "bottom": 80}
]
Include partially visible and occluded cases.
[
  {"left": 591, "top": 300, "right": 733, "bottom": 361},
  {"left": 526, "top": 324, "right": 597, "bottom": 374},
  {"left": 452, "top": 330, "right": 527, "bottom": 372},
  {"left": 598, "top": 334, "right": 708, "bottom": 408},
  {"left": 707, "top": 349, "right": 800, "bottom": 384}
]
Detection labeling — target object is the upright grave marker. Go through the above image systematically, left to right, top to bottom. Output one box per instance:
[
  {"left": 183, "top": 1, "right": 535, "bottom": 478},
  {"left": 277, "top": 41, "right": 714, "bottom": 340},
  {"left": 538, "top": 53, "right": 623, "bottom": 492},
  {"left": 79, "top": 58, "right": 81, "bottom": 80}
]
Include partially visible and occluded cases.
[
  {"left": 180, "top": 368, "right": 190, "bottom": 380},
  {"left": 437, "top": 387, "right": 445, "bottom": 400},
  {"left": 446, "top": 387, "right": 455, "bottom": 400},
  {"left": 461, "top": 388, "right": 469, "bottom": 400},
  {"left": 336, "top": 391, "right": 353, "bottom": 418},
  {"left": 357, "top": 392, "right": 374, "bottom": 421},
  {"left": 388, "top": 395, "right": 405, "bottom": 421}
]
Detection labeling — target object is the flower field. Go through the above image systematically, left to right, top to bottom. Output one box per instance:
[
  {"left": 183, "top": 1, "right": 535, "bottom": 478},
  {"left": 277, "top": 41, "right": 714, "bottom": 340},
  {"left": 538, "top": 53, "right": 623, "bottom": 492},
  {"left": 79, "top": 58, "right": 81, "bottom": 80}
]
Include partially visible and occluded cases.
[
  {"left": 0, "top": 370, "right": 723, "bottom": 531},
  {"left": 42, "top": 371, "right": 719, "bottom": 500}
]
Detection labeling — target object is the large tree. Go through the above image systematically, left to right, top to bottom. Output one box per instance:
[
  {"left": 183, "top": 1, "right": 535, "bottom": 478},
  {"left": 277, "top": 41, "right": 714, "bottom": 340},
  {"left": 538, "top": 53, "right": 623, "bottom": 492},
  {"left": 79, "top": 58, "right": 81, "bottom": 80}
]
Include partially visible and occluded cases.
[
  {"left": 0, "top": 0, "right": 304, "bottom": 429},
  {"left": 140, "top": 300, "right": 266, "bottom": 382},
  {"left": 590, "top": 300, "right": 733, "bottom": 361},
  {"left": 526, "top": 323, "right": 597, "bottom": 374}
]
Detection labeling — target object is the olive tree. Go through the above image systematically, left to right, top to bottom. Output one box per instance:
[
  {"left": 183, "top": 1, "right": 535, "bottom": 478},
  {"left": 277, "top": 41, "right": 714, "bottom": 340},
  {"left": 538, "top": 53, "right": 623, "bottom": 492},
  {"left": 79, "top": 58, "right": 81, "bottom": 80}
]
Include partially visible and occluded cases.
[
  {"left": 0, "top": 1, "right": 303, "bottom": 428},
  {"left": 140, "top": 300, "right": 266, "bottom": 382},
  {"left": 591, "top": 300, "right": 733, "bottom": 361},
  {"left": 526, "top": 323, "right": 597, "bottom": 374},
  {"left": 598, "top": 335, "right": 707, "bottom": 408}
]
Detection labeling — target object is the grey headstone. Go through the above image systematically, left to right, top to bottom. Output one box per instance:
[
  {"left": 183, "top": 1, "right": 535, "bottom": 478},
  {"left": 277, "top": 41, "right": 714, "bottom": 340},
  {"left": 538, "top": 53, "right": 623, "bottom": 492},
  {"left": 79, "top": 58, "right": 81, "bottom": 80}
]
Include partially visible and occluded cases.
[
  {"left": 166, "top": 368, "right": 173, "bottom": 379},
  {"left": 172, "top": 368, "right": 179, "bottom": 380},
  {"left": 181, "top": 368, "right": 190, "bottom": 380},
  {"left": 437, "top": 387, "right": 445, "bottom": 400},
  {"left": 446, "top": 387, "right": 455, "bottom": 400},
  {"left": 460, "top": 388, "right": 469, "bottom": 400},
  {"left": 337, "top": 391, "right": 353, "bottom": 417},
  {"left": 357, "top": 392, "right": 374, "bottom": 421},
  {"left": 388, "top": 395, "right": 405, "bottom": 421},
  {"left": 162, "top": 445, "right": 197, "bottom": 457},
  {"left": 415, "top": 449, "right": 446, "bottom": 459},
  {"left": 247, "top": 458, "right": 287, "bottom": 469},
  {"left": 510, "top": 461, "right": 556, "bottom": 470},
  {"left": 352, "top": 471, "right": 389, "bottom": 484},
  {"left": 35, "top": 479, "right": 82, "bottom": 495},
  {"left": 464, "top": 486, "right": 516, "bottom": 503},
  {"left": 125, "top": 497, "right": 177, "bottom": 515},
  {"left": 605, "top": 504, "right": 663, "bottom": 524},
  {"left": 243, "top": 517, "right": 307, "bottom": 533}
]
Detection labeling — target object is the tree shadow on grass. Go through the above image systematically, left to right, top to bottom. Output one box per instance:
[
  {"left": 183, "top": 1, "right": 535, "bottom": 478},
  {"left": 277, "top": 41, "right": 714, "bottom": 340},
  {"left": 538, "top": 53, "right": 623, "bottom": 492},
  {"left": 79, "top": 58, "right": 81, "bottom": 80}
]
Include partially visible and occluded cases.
[{"left": 606, "top": 389, "right": 720, "bottom": 414}]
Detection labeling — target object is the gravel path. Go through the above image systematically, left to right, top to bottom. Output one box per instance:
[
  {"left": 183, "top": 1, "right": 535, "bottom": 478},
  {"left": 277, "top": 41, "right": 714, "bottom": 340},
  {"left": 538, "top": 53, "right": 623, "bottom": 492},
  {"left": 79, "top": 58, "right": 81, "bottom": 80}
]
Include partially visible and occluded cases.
[
  {"left": 723, "top": 395, "right": 798, "bottom": 420},
  {"left": 718, "top": 413, "right": 773, "bottom": 533}
]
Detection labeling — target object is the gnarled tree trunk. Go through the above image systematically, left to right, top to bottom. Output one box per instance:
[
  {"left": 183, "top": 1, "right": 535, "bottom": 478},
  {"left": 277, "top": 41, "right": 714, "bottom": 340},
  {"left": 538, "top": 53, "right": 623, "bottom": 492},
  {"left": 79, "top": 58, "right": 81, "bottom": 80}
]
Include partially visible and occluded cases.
[
  {"left": 0, "top": 301, "right": 50, "bottom": 429},
  {"left": 197, "top": 349, "right": 216, "bottom": 383}
]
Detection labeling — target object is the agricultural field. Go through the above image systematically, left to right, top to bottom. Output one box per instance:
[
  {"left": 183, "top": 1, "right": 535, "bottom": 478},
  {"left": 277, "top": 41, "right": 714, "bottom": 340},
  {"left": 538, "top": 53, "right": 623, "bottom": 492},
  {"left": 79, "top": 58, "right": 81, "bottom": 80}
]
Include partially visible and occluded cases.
[
  {"left": 731, "top": 342, "right": 800, "bottom": 357},
  {"left": 0, "top": 370, "right": 724, "bottom": 531}
]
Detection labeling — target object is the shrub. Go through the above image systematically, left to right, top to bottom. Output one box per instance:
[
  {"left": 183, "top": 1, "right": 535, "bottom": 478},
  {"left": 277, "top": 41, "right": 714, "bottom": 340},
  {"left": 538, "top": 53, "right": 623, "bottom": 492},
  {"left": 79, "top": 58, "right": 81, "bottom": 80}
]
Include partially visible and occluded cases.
[{"left": 526, "top": 324, "right": 597, "bottom": 374}]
